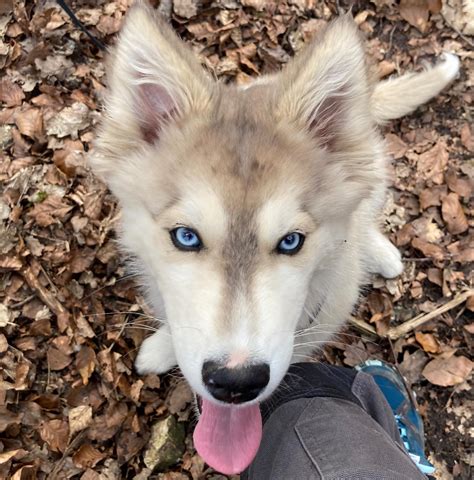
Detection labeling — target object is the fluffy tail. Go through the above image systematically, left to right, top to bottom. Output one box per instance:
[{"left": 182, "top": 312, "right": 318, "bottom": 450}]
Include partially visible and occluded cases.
[{"left": 371, "top": 53, "right": 460, "bottom": 124}]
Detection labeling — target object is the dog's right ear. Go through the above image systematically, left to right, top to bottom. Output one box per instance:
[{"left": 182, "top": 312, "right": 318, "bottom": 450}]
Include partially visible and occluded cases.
[{"left": 94, "top": 2, "right": 213, "bottom": 166}]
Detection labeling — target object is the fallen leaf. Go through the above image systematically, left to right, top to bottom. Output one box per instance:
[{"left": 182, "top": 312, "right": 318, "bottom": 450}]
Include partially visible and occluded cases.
[
  {"left": 173, "top": 0, "right": 198, "bottom": 19},
  {"left": 241, "top": 0, "right": 268, "bottom": 10},
  {"left": 400, "top": 0, "right": 430, "bottom": 32},
  {"left": 442, "top": 0, "right": 474, "bottom": 35},
  {"left": 0, "top": 79, "right": 25, "bottom": 106},
  {"left": 45, "top": 102, "right": 90, "bottom": 139},
  {"left": 15, "top": 108, "right": 43, "bottom": 139},
  {"left": 385, "top": 133, "right": 408, "bottom": 159},
  {"left": 416, "top": 141, "right": 449, "bottom": 184},
  {"left": 445, "top": 169, "right": 473, "bottom": 198},
  {"left": 419, "top": 185, "right": 447, "bottom": 209},
  {"left": 441, "top": 193, "right": 468, "bottom": 234},
  {"left": 27, "top": 195, "right": 73, "bottom": 227},
  {"left": 411, "top": 216, "right": 443, "bottom": 243},
  {"left": 411, "top": 238, "right": 445, "bottom": 261},
  {"left": 427, "top": 268, "right": 443, "bottom": 287},
  {"left": 415, "top": 332, "right": 440, "bottom": 353},
  {"left": 342, "top": 340, "right": 370, "bottom": 367},
  {"left": 47, "top": 346, "right": 72, "bottom": 371},
  {"left": 75, "top": 346, "right": 96, "bottom": 385},
  {"left": 399, "top": 349, "right": 429, "bottom": 385},
  {"left": 422, "top": 355, "right": 473, "bottom": 386},
  {"left": 167, "top": 381, "right": 193, "bottom": 414},
  {"left": 69, "top": 405, "right": 93, "bottom": 437},
  {"left": 40, "top": 419, "right": 69, "bottom": 453},
  {"left": 72, "top": 444, "right": 104, "bottom": 469},
  {"left": 0, "top": 449, "right": 27, "bottom": 465},
  {"left": 11, "top": 464, "right": 37, "bottom": 480}
]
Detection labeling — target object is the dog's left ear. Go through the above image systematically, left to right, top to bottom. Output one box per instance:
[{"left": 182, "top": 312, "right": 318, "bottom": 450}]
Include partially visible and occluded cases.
[
  {"left": 94, "top": 2, "right": 213, "bottom": 168},
  {"left": 275, "top": 17, "right": 371, "bottom": 152}
]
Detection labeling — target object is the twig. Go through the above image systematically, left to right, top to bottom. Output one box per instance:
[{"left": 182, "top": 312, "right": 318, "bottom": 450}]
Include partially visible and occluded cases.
[
  {"left": 441, "top": 14, "right": 474, "bottom": 48},
  {"left": 20, "top": 258, "right": 69, "bottom": 320},
  {"left": 387, "top": 289, "right": 473, "bottom": 340},
  {"left": 348, "top": 316, "right": 377, "bottom": 336}
]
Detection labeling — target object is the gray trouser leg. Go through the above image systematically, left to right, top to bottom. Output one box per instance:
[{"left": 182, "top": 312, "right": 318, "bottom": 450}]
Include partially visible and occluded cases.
[{"left": 243, "top": 364, "right": 427, "bottom": 480}]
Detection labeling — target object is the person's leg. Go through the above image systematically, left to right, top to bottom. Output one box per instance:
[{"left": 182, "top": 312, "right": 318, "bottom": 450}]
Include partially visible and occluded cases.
[{"left": 243, "top": 363, "right": 429, "bottom": 480}]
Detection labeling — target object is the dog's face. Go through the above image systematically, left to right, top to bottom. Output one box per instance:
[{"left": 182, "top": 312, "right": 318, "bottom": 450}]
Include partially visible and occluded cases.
[{"left": 92, "top": 4, "right": 382, "bottom": 404}]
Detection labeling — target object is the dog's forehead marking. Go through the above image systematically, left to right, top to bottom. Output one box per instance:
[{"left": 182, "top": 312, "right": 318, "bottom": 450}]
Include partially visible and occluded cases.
[{"left": 172, "top": 86, "right": 318, "bottom": 330}]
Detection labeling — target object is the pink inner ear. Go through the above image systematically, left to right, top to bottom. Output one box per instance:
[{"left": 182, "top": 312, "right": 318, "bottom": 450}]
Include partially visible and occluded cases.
[{"left": 136, "top": 83, "right": 178, "bottom": 144}]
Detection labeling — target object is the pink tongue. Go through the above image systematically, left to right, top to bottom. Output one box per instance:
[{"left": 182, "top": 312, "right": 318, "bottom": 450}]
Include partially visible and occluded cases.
[{"left": 193, "top": 399, "right": 262, "bottom": 475}]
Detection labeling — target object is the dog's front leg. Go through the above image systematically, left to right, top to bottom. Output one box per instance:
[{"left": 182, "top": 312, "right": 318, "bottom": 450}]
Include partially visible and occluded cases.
[
  {"left": 363, "top": 227, "right": 403, "bottom": 279},
  {"left": 135, "top": 324, "right": 177, "bottom": 374}
]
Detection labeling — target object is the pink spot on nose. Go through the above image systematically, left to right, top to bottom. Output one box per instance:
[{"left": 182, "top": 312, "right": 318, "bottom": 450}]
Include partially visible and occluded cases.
[{"left": 226, "top": 350, "right": 249, "bottom": 369}]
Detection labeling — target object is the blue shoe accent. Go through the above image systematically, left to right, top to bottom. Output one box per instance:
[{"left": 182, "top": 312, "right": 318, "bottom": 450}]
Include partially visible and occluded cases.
[{"left": 356, "top": 360, "right": 435, "bottom": 476}]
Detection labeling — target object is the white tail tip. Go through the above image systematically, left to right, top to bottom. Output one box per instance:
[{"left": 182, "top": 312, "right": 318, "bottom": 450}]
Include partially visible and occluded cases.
[{"left": 438, "top": 53, "right": 460, "bottom": 83}]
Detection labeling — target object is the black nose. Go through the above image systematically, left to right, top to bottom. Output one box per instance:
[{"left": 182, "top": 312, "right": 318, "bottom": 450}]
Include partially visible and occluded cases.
[{"left": 202, "top": 361, "right": 270, "bottom": 404}]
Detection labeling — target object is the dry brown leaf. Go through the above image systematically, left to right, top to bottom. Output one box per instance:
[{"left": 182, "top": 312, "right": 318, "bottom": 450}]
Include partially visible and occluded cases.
[
  {"left": 173, "top": 0, "right": 198, "bottom": 19},
  {"left": 241, "top": 0, "right": 269, "bottom": 10},
  {"left": 400, "top": 0, "right": 430, "bottom": 32},
  {"left": 442, "top": 0, "right": 474, "bottom": 35},
  {"left": 97, "top": 14, "right": 122, "bottom": 35},
  {"left": 0, "top": 79, "right": 25, "bottom": 107},
  {"left": 45, "top": 102, "right": 90, "bottom": 139},
  {"left": 15, "top": 108, "right": 43, "bottom": 139},
  {"left": 460, "top": 123, "right": 474, "bottom": 151},
  {"left": 385, "top": 133, "right": 408, "bottom": 159},
  {"left": 416, "top": 141, "right": 449, "bottom": 184},
  {"left": 445, "top": 169, "right": 473, "bottom": 198},
  {"left": 419, "top": 185, "right": 447, "bottom": 210},
  {"left": 441, "top": 193, "right": 468, "bottom": 235},
  {"left": 27, "top": 195, "right": 73, "bottom": 227},
  {"left": 411, "top": 216, "right": 443, "bottom": 243},
  {"left": 447, "top": 237, "right": 474, "bottom": 263},
  {"left": 411, "top": 238, "right": 445, "bottom": 261},
  {"left": 69, "top": 247, "right": 96, "bottom": 274},
  {"left": 427, "top": 268, "right": 443, "bottom": 287},
  {"left": 467, "top": 296, "right": 474, "bottom": 313},
  {"left": 464, "top": 322, "right": 474, "bottom": 332},
  {"left": 415, "top": 332, "right": 440, "bottom": 353},
  {"left": 343, "top": 340, "right": 370, "bottom": 367},
  {"left": 47, "top": 346, "right": 72, "bottom": 371},
  {"left": 75, "top": 346, "right": 96, "bottom": 385},
  {"left": 399, "top": 349, "right": 429, "bottom": 385},
  {"left": 422, "top": 355, "right": 473, "bottom": 386},
  {"left": 167, "top": 381, "right": 193, "bottom": 414},
  {"left": 69, "top": 405, "right": 93, "bottom": 437},
  {"left": 40, "top": 419, "right": 69, "bottom": 453},
  {"left": 73, "top": 444, "right": 105, "bottom": 469},
  {"left": 0, "top": 449, "right": 27, "bottom": 465},
  {"left": 10, "top": 464, "right": 37, "bottom": 480}
]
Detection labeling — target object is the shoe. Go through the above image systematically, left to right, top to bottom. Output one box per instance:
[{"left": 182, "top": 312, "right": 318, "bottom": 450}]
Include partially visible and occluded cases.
[{"left": 355, "top": 359, "right": 435, "bottom": 476}]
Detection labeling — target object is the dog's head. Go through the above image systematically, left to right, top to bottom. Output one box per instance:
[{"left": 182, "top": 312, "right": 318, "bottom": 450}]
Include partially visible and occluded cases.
[{"left": 92, "top": 3, "right": 382, "bottom": 408}]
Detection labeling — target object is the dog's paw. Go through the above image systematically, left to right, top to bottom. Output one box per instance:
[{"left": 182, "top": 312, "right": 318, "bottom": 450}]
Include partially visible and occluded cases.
[
  {"left": 364, "top": 230, "right": 403, "bottom": 279},
  {"left": 135, "top": 326, "right": 177, "bottom": 375}
]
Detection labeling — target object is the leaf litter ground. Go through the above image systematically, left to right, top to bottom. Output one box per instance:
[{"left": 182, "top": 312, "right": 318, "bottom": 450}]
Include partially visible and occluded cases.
[{"left": 0, "top": 1, "right": 472, "bottom": 479}]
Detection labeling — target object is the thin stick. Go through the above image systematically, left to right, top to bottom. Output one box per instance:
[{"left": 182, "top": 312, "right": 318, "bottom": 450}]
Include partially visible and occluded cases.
[
  {"left": 20, "top": 259, "right": 69, "bottom": 320},
  {"left": 387, "top": 289, "right": 473, "bottom": 340},
  {"left": 348, "top": 316, "right": 377, "bottom": 336}
]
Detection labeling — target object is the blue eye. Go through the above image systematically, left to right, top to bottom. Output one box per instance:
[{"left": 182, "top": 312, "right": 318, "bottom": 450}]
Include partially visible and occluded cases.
[
  {"left": 170, "top": 227, "right": 202, "bottom": 251},
  {"left": 277, "top": 232, "right": 305, "bottom": 255}
]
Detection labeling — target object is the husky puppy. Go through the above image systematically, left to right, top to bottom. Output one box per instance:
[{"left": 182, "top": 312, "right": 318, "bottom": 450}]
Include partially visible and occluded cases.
[{"left": 91, "top": 1, "right": 459, "bottom": 473}]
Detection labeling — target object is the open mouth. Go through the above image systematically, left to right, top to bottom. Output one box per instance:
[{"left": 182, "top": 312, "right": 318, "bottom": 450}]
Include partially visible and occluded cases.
[
  {"left": 192, "top": 361, "right": 270, "bottom": 474},
  {"left": 193, "top": 395, "right": 263, "bottom": 475}
]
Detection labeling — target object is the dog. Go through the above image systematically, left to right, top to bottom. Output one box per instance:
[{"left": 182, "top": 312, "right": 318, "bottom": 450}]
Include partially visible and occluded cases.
[{"left": 91, "top": 1, "right": 459, "bottom": 473}]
